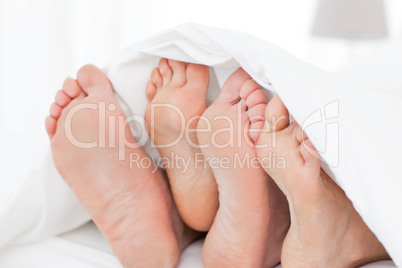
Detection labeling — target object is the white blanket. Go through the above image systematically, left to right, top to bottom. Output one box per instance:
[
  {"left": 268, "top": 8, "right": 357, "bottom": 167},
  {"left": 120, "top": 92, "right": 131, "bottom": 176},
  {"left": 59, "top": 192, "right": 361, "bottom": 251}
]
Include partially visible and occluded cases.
[
  {"left": 0, "top": 23, "right": 401, "bottom": 266},
  {"left": 0, "top": 221, "right": 394, "bottom": 268}
]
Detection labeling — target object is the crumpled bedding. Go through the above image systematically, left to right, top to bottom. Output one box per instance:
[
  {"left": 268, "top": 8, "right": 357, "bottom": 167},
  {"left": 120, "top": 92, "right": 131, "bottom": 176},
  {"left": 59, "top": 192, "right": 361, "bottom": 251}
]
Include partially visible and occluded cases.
[{"left": 0, "top": 23, "right": 400, "bottom": 266}]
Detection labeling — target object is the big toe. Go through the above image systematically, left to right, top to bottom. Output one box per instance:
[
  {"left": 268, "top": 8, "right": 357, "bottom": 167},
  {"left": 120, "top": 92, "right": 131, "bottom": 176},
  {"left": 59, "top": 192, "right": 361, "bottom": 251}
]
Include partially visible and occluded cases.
[
  {"left": 159, "top": 58, "right": 173, "bottom": 86},
  {"left": 168, "top": 59, "right": 187, "bottom": 87},
  {"left": 186, "top": 63, "right": 210, "bottom": 88},
  {"left": 76, "top": 64, "right": 113, "bottom": 95},
  {"left": 218, "top": 68, "right": 252, "bottom": 104},
  {"left": 63, "top": 77, "right": 82, "bottom": 99},
  {"left": 256, "top": 95, "right": 290, "bottom": 160},
  {"left": 264, "top": 95, "right": 289, "bottom": 132},
  {"left": 248, "top": 104, "right": 266, "bottom": 143},
  {"left": 295, "top": 124, "right": 321, "bottom": 169}
]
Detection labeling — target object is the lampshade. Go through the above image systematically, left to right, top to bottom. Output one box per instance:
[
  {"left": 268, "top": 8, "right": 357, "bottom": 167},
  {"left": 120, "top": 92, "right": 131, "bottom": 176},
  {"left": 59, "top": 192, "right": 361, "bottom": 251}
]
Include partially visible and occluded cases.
[{"left": 312, "top": 0, "right": 388, "bottom": 39}]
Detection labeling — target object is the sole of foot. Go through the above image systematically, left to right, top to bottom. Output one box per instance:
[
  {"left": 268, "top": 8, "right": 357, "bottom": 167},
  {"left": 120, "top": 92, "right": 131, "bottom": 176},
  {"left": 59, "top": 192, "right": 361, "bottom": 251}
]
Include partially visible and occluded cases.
[
  {"left": 144, "top": 58, "right": 218, "bottom": 231},
  {"left": 46, "top": 64, "right": 200, "bottom": 267},
  {"left": 197, "top": 68, "right": 290, "bottom": 267},
  {"left": 252, "top": 94, "right": 390, "bottom": 267}
]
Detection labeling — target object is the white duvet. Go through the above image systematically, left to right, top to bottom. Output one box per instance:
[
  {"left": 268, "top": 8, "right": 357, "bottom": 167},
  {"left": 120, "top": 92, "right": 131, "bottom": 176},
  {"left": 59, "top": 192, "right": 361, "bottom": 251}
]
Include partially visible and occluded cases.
[{"left": 0, "top": 23, "right": 401, "bottom": 267}]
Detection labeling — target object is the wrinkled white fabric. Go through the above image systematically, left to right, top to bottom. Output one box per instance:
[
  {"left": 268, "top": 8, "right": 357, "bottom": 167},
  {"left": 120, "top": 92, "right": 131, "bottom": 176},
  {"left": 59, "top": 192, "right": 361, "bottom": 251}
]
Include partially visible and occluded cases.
[
  {"left": 0, "top": 23, "right": 400, "bottom": 266},
  {"left": 0, "top": 221, "right": 393, "bottom": 268}
]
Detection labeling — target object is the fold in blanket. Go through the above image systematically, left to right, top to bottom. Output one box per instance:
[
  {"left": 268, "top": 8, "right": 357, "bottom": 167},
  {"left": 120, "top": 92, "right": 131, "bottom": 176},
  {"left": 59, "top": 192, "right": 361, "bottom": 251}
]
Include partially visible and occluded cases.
[{"left": 0, "top": 23, "right": 401, "bottom": 266}]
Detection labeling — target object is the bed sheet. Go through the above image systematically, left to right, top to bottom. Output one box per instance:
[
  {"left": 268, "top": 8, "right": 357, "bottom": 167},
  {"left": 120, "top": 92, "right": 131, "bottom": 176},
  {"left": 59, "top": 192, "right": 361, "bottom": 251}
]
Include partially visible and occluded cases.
[
  {"left": 1, "top": 23, "right": 401, "bottom": 266},
  {"left": 0, "top": 221, "right": 394, "bottom": 267}
]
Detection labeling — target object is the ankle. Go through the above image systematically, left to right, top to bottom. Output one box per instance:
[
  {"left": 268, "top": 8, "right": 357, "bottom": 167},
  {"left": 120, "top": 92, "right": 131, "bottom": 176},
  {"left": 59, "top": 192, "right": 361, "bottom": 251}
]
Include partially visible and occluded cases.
[{"left": 344, "top": 219, "right": 390, "bottom": 267}]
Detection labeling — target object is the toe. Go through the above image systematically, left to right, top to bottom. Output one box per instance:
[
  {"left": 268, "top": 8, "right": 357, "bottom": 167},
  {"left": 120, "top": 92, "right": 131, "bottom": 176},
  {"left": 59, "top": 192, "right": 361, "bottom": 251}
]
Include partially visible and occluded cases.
[
  {"left": 159, "top": 58, "right": 173, "bottom": 86},
  {"left": 168, "top": 59, "right": 187, "bottom": 87},
  {"left": 186, "top": 63, "right": 209, "bottom": 87},
  {"left": 76, "top": 64, "right": 113, "bottom": 95},
  {"left": 151, "top": 68, "right": 163, "bottom": 89},
  {"left": 218, "top": 68, "right": 252, "bottom": 104},
  {"left": 63, "top": 77, "right": 82, "bottom": 98},
  {"left": 240, "top": 79, "right": 260, "bottom": 100},
  {"left": 240, "top": 79, "right": 267, "bottom": 144},
  {"left": 146, "top": 81, "right": 157, "bottom": 102},
  {"left": 246, "top": 88, "right": 268, "bottom": 108},
  {"left": 55, "top": 90, "right": 72, "bottom": 108},
  {"left": 265, "top": 95, "right": 289, "bottom": 132},
  {"left": 50, "top": 103, "right": 63, "bottom": 119},
  {"left": 247, "top": 103, "right": 266, "bottom": 144},
  {"left": 248, "top": 103, "right": 266, "bottom": 123},
  {"left": 45, "top": 116, "right": 57, "bottom": 139},
  {"left": 249, "top": 121, "right": 265, "bottom": 143},
  {"left": 294, "top": 121, "right": 308, "bottom": 143},
  {"left": 288, "top": 122, "right": 321, "bottom": 168},
  {"left": 300, "top": 138, "right": 321, "bottom": 168}
]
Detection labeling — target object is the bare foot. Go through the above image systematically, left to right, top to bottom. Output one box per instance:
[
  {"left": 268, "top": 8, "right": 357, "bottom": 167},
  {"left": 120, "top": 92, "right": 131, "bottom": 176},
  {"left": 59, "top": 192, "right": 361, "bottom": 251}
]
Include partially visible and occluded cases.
[
  {"left": 144, "top": 59, "right": 218, "bottom": 231},
  {"left": 45, "top": 65, "right": 200, "bottom": 268},
  {"left": 197, "top": 68, "right": 290, "bottom": 267},
  {"left": 252, "top": 94, "right": 390, "bottom": 267}
]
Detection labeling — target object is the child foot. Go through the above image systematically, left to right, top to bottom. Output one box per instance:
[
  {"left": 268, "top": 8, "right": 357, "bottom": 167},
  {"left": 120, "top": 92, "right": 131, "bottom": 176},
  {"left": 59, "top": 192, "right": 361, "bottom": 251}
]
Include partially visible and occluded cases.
[
  {"left": 144, "top": 59, "right": 218, "bottom": 231},
  {"left": 46, "top": 65, "right": 200, "bottom": 268},
  {"left": 197, "top": 68, "right": 290, "bottom": 267},
  {"left": 253, "top": 95, "right": 390, "bottom": 267}
]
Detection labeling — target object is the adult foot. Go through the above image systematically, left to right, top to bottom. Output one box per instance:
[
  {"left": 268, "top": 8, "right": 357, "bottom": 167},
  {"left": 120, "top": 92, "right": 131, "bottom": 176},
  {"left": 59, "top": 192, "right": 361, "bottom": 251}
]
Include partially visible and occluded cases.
[
  {"left": 144, "top": 58, "right": 218, "bottom": 231},
  {"left": 46, "top": 65, "right": 200, "bottom": 268},
  {"left": 197, "top": 68, "right": 290, "bottom": 267},
  {"left": 252, "top": 94, "right": 390, "bottom": 267}
]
